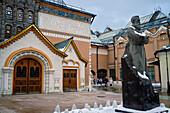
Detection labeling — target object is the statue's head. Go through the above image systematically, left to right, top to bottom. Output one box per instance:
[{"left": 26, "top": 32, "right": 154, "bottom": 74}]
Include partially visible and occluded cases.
[{"left": 131, "top": 16, "right": 140, "bottom": 30}]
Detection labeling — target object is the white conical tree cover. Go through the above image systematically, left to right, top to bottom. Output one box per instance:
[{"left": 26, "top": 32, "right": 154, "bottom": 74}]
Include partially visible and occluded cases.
[
  {"left": 105, "top": 100, "right": 110, "bottom": 107},
  {"left": 112, "top": 100, "right": 117, "bottom": 108},
  {"left": 94, "top": 102, "right": 98, "bottom": 109},
  {"left": 84, "top": 103, "right": 91, "bottom": 111},
  {"left": 72, "top": 104, "right": 77, "bottom": 110},
  {"left": 99, "top": 104, "right": 103, "bottom": 110},
  {"left": 55, "top": 105, "right": 60, "bottom": 113},
  {"left": 64, "top": 109, "right": 69, "bottom": 113},
  {"left": 78, "top": 109, "right": 83, "bottom": 113}
]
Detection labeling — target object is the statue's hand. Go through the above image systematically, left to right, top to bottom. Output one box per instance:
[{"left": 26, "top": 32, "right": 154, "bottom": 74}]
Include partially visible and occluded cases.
[
  {"left": 134, "top": 31, "right": 146, "bottom": 37},
  {"left": 144, "top": 35, "right": 148, "bottom": 39}
]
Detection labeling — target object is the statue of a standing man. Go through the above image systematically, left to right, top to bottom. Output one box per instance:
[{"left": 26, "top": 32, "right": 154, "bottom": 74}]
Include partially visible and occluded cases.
[
  {"left": 121, "top": 15, "right": 160, "bottom": 111},
  {"left": 126, "top": 16, "right": 149, "bottom": 78}
]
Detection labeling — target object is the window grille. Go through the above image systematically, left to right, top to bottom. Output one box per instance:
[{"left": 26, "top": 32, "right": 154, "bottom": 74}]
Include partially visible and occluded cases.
[
  {"left": 6, "top": 6, "right": 13, "bottom": 19},
  {"left": 17, "top": 9, "right": 24, "bottom": 22},
  {"left": 4, "top": 25, "right": 12, "bottom": 39}
]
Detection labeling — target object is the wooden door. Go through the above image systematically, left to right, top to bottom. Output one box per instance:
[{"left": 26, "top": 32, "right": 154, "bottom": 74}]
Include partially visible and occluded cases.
[
  {"left": 13, "top": 58, "right": 42, "bottom": 94},
  {"left": 13, "top": 59, "right": 28, "bottom": 94},
  {"left": 28, "top": 59, "right": 42, "bottom": 93},
  {"left": 63, "top": 69, "right": 77, "bottom": 91},
  {"left": 63, "top": 69, "right": 70, "bottom": 91},
  {"left": 70, "top": 70, "right": 77, "bottom": 90}
]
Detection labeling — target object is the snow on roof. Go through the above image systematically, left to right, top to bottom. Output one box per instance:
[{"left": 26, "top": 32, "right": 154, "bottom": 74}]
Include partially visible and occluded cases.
[
  {"left": 125, "top": 11, "right": 166, "bottom": 28},
  {"left": 91, "top": 34, "right": 102, "bottom": 43},
  {"left": 54, "top": 38, "right": 72, "bottom": 52}
]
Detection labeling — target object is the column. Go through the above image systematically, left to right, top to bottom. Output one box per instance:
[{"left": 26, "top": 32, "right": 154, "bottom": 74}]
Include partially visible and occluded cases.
[
  {"left": 2, "top": 67, "right": 14, "bottom": 95},
  {"left": 45, "top": 69, "right": 55, "bottom": 93}
]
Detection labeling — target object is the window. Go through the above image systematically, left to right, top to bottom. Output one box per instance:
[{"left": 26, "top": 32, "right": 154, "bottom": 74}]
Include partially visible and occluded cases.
[
  {"left": 6, "top": 6, "right": 13, "bottom": 19},
  {"left": 17, "top": 9, "right": 24, "bottom": 22},
  {"left": 27, "top": 11, "right": 34, "bottom": 23},
  {"left": 4, "top": 25, "right": 12, "bottom": 39},
  {"left": 16, "top": 27, "right": 23, "bottom": 34},
  {"left": 16, "top": 66, "right": 26, "bottom": 78},
  {"left": 147, "top": 66, "right": 155, "bottom": 81},
  {"left": 30, "top": 67, "right": 39, "bottom": 78},
  {"left": 119, "top": 68, "right": 122, "bottom": 80},
  {"left": 109, "top": 69, "right": 116, "bottom": 81}
]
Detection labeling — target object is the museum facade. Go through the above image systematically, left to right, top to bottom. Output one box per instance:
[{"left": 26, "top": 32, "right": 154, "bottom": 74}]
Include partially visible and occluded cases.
[{"left": 0, "top": 0, "right": 95, "bottom": 96}]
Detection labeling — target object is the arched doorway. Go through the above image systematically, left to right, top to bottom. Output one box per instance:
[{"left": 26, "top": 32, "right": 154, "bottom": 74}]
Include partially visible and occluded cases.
[
  {"left": 13, "top": 58, "right": 42, "bottom": 94},
  {"left": 62, "top": 59, "right": 80, "bottom": 92}
]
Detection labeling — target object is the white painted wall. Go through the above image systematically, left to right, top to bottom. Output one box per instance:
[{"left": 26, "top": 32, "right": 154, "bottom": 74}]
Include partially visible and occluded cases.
[{"left": 38, "top": 12, "right": 91, "bottom": 37}]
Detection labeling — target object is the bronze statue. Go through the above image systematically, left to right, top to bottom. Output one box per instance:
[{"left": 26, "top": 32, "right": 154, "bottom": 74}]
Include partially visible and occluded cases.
[
  {"left": 120, "top": 15, "right": 160, "bottom": 111},
  {"left": 127, "top": 16, "right": 149, "bottom": 75}
]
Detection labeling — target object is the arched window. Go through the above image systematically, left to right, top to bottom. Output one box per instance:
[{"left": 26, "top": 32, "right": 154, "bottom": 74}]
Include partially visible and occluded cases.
[
  {"left": 6, "top": 6, "right": 13, "bottom": 20},
  {"left": 17, "top": 9, "right": 24, "bottom": 22},
  {"left": 27, "top": 11, "right": 34, "bottom": 24},
  {"left": 4, "top": 25, "right": 12, "bottom": 39},
  {"left": 16, "top": 26, "right": 23, "bottom": 34}
]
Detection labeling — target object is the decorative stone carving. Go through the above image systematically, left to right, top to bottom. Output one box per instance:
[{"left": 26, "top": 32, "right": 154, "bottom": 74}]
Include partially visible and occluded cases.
[
  {"left": 9, "top": 51, "right": 50, "bottom": 69},
  {"left": 2, "top": 67, "right": 14, "bottom": 95},
  {"left": 45, "top": 69, "right": 55, "bottom": 92}
]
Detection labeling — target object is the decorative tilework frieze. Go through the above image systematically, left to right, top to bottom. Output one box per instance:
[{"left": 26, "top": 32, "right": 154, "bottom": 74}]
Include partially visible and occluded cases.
[{"left": 39, "top": 6, "right": 91, "bottom": 23}]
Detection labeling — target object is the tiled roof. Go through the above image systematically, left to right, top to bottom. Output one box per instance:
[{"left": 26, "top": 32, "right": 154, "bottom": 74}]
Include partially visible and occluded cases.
[
  {"left": 41, "top": 0, "right": 96, "bottom": 17},
  {"left": 43, "top": 0, "right": 66, "bottom": 6},
  {"left": 91, "top": 11, "right": 168, "bottom": 46},
  {"left": 125, "top": 11, "right": 166, "bottom": 28},
  {"left": 98, "top": 29, "right": 121, "bottom": 43},
  {"left": 91, "top": 34, "right": 102, "bottom": 43},
  {"left": 54, "top": 37, "right": 73, "bottom": 52},
  {"left": 54, "top": 37, "right": 88, "bottom": 63},
  {"left": 154, "top": 45, "right": 170, "bottom": 55}
]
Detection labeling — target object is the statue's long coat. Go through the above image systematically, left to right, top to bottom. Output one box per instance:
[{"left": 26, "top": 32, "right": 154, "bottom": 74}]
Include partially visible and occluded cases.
[{"left": 126, "top": 27, "right": 149, "bottom": 73}]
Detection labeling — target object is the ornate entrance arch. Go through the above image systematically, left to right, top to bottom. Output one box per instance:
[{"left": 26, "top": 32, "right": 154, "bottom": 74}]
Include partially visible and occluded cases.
[{"left": 2, "top": 48, "right": 54, "bottom": 95}]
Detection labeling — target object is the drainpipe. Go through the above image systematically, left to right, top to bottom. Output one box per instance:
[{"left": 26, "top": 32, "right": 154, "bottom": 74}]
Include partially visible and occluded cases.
[{"left": 96, "top": 45, "right": 99, "bottom": 79}]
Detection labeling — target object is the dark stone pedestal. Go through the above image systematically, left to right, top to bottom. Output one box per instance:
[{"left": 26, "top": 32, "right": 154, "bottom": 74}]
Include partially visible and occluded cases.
[{"left": 121, "top": 57, "right": 160, "bottom": 111}]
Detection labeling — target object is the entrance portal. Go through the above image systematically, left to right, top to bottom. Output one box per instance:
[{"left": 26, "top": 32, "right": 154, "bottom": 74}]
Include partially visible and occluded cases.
[
  {"left": 13, "top": 58, "right": 42, "bottom": 94},
  {"left": 63, "top": 69, "right": 77, "bottom": 92}
]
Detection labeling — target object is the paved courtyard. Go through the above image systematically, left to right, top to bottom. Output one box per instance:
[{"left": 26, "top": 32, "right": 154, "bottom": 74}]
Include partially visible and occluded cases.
[
  {"left": 0, "top": 89, "right": 169, "bottom": 113},
  {"left": 0, "top": 91, "right": 122, "bottom": 113}
]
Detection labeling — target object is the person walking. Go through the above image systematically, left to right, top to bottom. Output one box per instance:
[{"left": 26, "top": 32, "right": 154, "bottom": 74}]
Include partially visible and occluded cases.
[
  {"left": 104, "top": 77, "right": 108, "bottom": 89},
  {"left": 109, "top": 77, "right": 113, "bottom": 87},
  {"left": 93, "top": 78, "right": 96, "bottom": 84},
  {"left": 96, "top": 78, "right": 99, "bottom": 85},
  {"left": 99, "top": 78, "right": 102, "bottom": 85}
]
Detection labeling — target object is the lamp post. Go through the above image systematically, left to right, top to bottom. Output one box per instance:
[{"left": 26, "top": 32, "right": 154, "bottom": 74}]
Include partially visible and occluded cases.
[
  {"left": 166, "top": 13, "right": 170, "bottom": 45},
  {"left": 166, "top": 13, "right": 170, "bottom": 93},
  {"left": 112, "top": 36, "right": 116, "bottom": 81},
  {"left": 165, "top": 48, "right": 170, "bottom": 93}
]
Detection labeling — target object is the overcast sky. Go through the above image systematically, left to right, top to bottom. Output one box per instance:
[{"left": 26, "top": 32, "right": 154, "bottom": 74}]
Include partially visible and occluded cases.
[{"left": 64, "top": 0, "right": 170, "bottom": 32}]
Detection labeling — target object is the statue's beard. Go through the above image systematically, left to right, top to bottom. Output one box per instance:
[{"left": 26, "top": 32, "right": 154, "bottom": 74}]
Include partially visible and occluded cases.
[{"left": 132, "top": 24, "right": 141, "bottom": 31}]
